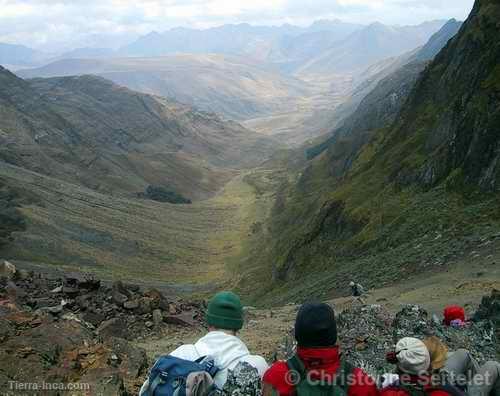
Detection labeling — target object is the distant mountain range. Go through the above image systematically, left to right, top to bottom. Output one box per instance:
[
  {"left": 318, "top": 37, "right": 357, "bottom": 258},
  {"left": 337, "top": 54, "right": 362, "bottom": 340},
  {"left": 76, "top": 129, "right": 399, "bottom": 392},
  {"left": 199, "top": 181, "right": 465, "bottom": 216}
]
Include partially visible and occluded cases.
[
  {"left": 15, "top": 19, "right": 449, "bottom": 124},
  {"left": 118, "top": 20, "right": 447, "bottom": 77},
  {"left": 119, "top": 20, "right": 363, "bottom": 60},
  {"left": 293, "top": 20, "right": 447, "bottom": 77},
  {"left": 0, "top": 43, "right": 46, "bottom": 68},
  {"left": 17, "top": 54, "right": 313, "bottom": 121}
]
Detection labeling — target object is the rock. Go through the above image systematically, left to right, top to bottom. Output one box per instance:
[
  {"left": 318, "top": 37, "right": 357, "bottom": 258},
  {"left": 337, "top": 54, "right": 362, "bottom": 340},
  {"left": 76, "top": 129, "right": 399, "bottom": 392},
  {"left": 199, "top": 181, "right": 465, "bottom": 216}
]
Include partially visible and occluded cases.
[
  {"left": 0, "top": 261, "right": 16, "bottom": 280},
  {"left": 16, "top": 269, "right": 31, "bottom": 281},
  {"left": 63, "top": 272, "right": 100, "bottom": 290},
  {"left": 78, "top": 275, "right": 101, "bottom": 291},
  {"left": 5, "top": 281, "right": 26, "bottom": 300},
  {"left": 112, "top": 281, "right": 132, "bottom": 298},
  {"left": 124, "top": 283, "right": 140, "bottom": 293},
  {"left": 62, "top": 285, "right": 79, "bottom": 298},
  {"left": 51, "top": 286, "right": 63, "bottom": 294},
  {"left": 144, "top": 288, "right": 164, "bottom": 308},
  {"left": 474, "top": 289, "right": 500, "bottom": 354},
  {"left": 112, "top": 290, "right": 128, "bottom": 306},
  {"left": 76, "top": 294, "right": 91, "bottom": 310},
  {"left": 28, "top": 297, "right": 56, "bottom": 309},
  {"left": 138, "top": 297, "right": 153, "bottom": 314},
  {"left": 124, "top": 300, "right": 139, "bottom": 310},
  {"left": 168, "top": 303, "right": 178, "bottom": 315},
  {"left": 47, "top": 304, "right": 64, "bottom": 315},
  {"left": 153, "top": 309, "right": 163, "bottom": 326},
  {"left": 164, "top": 311, "right": 197, "bottom": 327},
  {"left": 82, "top": 312, "right": 105, "bottom": 327},
  {"left": 0, "top": 318, "right": 14, "bottom": 342},
  {"left": 98, "top": 318, "right": 129, "bottom": 340},
  {"left": 145, "top": 321, "right": 154, "bottom": 328},
  {"left": 105, "top": 337, "right": 148, "bottom": 378},
  {"left": 217, "top": 361, "right": 262, "bottom": 395},
  {"left": 79, "top": 369, "right": 127, "bottom": 396}
]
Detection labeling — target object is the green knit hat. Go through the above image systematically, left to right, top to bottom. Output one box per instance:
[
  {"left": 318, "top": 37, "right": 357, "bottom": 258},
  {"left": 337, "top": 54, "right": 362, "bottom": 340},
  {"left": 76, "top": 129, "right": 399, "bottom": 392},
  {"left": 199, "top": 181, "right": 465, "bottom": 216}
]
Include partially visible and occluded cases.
[{"left": 206, "top": 291, "right": 244, "bottom": 331}]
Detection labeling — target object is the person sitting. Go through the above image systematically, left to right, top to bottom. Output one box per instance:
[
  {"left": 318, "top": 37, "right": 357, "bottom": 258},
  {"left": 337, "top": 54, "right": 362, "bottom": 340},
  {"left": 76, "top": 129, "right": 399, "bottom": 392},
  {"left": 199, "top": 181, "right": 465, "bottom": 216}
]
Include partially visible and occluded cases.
[
  {"left": 139, "top": 291, "right": 268, "bottom": 394},
  {"left": 262, "top": 302, "right": 379, "bottom": 396},
  {"left": 425, "top": 336, "right": 500, "bottom": 396},
  {"left": 381, "top": 337, "right": 465, "bottom": 396}
]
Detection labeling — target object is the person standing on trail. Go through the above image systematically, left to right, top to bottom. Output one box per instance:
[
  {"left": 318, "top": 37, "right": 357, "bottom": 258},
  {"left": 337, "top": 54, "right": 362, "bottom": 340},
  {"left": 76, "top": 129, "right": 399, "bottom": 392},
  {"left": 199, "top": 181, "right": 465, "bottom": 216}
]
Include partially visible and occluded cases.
[
  {"left": 350, "top": 281, "right": 365, "bottom": 297},
  {"left": 139, "top": 291, "right": 268, "bottom": 394},
  {"left": 262, "top": 302, "right": 379, "bottom": 396}
]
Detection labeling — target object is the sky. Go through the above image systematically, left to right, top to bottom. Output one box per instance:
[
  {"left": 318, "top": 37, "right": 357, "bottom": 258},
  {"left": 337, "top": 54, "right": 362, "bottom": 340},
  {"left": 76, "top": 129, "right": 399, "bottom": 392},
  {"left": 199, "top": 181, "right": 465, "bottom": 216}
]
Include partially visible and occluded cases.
[{"left": 0, "top": 0, "right": 476, "bottom": 52}]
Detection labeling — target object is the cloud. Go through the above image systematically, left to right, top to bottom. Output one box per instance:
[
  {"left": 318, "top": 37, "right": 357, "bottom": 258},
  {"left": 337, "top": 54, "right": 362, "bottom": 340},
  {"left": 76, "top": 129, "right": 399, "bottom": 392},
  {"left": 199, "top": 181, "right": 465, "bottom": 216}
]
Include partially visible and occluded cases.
[{"left": 0, "top": 0, "right": 475, "bottom": 52}]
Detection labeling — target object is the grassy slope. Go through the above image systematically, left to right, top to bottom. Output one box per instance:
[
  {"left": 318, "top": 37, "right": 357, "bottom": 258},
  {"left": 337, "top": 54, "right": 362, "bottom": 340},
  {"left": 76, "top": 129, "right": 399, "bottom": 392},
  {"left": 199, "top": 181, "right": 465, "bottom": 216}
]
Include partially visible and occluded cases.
[
  {"left": 238, "top": 0, "right": 500, "bottom": 305},
  {"left": 0, "top": 161, "right": 278, "bottom": 294}
]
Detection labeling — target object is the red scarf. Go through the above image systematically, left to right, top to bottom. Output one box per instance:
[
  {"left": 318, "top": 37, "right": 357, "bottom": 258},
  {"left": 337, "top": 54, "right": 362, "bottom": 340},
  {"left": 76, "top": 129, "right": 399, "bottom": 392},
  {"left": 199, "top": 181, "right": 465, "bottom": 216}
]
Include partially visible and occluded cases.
[{"left": 297, "top": 346, "right": 342, "bottom": 380}]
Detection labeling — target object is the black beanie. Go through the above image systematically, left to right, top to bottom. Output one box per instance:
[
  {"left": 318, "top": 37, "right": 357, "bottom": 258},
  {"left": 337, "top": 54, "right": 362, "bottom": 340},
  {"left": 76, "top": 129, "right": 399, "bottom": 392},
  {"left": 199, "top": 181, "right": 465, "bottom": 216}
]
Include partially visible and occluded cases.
[{"left": 294, "top": 302, "right": 337, "bottom": 348}]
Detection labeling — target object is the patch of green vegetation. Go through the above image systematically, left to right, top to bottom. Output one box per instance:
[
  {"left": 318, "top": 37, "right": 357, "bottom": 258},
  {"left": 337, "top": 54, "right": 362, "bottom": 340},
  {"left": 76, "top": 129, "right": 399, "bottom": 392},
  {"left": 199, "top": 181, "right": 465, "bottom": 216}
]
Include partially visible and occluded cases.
[
  {"left": 483, "top": 65, "right": 500, "bottom": 91},
  {"left": 0, "top": 179, "right": 28, "bottom": 249},
  {"left": 141, "top": 185, "right": 192, "bottom": 204}
]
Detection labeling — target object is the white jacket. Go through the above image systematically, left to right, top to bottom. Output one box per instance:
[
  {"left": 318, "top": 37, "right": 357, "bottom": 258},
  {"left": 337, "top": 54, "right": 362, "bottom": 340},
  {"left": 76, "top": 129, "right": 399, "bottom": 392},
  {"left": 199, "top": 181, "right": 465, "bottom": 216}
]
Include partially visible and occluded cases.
[{"left": 139, "top": 331, "right": 268, "bottom": 394}]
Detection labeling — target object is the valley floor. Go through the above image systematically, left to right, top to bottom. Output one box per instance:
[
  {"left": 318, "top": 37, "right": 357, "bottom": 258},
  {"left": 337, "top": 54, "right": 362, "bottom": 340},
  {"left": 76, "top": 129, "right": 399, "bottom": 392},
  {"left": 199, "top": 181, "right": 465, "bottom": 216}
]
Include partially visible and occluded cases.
[{"left": 0, "top": 161, "right": 276, "bottom": 295}]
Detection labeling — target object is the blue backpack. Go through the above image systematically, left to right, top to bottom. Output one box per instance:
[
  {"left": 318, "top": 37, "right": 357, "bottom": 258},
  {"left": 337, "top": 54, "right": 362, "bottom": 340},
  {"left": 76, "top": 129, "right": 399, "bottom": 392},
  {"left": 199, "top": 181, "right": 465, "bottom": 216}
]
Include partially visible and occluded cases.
[{"left": 142, "top": 355, "right": 220, "bottom": 396}]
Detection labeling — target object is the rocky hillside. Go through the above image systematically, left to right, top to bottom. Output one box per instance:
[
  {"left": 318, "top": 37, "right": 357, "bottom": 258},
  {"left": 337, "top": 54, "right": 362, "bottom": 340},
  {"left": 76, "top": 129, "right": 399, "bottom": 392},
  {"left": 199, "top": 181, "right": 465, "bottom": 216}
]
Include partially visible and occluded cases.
[
  {"left": 243, "top": 0, "right": 500, "bottom": 303},
  {"left": 322, "top": 18, "right": 463, "bottom": 141},
  {"left": 0, "top": 67, "right": 277, "bottom": 200},
  {"left": 1, "top": 261, "right": 498, "bottom": 395}
]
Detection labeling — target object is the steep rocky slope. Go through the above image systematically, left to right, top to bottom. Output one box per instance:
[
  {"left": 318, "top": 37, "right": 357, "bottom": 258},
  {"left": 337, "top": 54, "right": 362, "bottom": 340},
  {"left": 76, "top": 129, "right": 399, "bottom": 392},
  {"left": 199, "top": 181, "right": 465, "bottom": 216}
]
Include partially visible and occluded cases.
[
  {"left": 243, "top": 0, "right": 500, "bottom": 303},
  {"left": 320, "top": 19, "right": 463, "bottom": 141},
  {"left": 0, "top": 67, "right": 277, "bottom": 200}
]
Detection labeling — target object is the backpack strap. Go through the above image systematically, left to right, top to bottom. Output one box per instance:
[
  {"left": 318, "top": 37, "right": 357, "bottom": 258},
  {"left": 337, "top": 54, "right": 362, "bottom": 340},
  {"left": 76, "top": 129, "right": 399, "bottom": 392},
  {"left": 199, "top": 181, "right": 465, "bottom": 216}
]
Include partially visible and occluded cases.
[
  {"left": 287, "top": 354, "right": 307, "bottom": 382},
  {"left": 286, "top": 355, "right": 354, "bottom": 391},
  {"left": 335, "top": 360, "right": 354, "bottom": 393},
  {"left": 148, "top": 374, "right": 165, "bottom": 396}
]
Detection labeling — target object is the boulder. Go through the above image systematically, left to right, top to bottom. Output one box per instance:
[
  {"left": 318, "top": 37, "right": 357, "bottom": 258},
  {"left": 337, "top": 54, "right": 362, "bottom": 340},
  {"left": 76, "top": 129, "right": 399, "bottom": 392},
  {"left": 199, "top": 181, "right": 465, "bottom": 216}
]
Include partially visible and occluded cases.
[
  {"left": 0, "top": 261, "right": 16, "bottom": 280},
  {"left": 5, "top": 281, "right": 26, "bottom": 300},
  {"left": 112, "top": 281, "right": 132, "bottom": 298},
  {"left": 124, "top": 283, "right": 141, "bottom": 293},
  {"left": 62, "top": 285, "right": 79, "bottom": 298},
  {"left": 51, "top": 286, "right": 63, "bottom": 294},
  {"left": 144, "top": 288, "right": 164, "bottom": 306},
  {"left": 112, "top": 290, "right": 128, "bottom": 306},
  {"left": 75, "top": 294, "right": 91, "bottom": 310},
  {"left": 138, "top": 297, "right": 153, "bottom": 314},
  {"left": 124, "top": 300, "right": 139, "bottom": 310},
  {"left": 153, "top": 309, "right": 163, "bottom": 326},
  {"left": 164, "top": 311, "right": 197, "bottom": 327},
  {"left": 82, "top": 312, "right": 105, "bottom": 327},
  {"left": 0, "top": 318, "right": 13, "bottom": 342},
  {"left": 98, "top": 318, "right": 129, "bottom": 340},
  {"left": 105, "top": 337, "right": 148, "bottom": 378},
  {"left": 79, "top": 369, "right": 127, "bottom": 396}
]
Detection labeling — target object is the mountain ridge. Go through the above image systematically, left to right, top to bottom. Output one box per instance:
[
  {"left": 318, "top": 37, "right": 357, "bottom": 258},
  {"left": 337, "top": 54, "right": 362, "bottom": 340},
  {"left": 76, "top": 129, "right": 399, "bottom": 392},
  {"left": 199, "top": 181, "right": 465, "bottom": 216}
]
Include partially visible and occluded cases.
[
  {"left": 239, "top": 0, "right": 500, "bottom": 304},
  {"left": 0, "top": 67, "right": 278, "bottom": 200}
]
